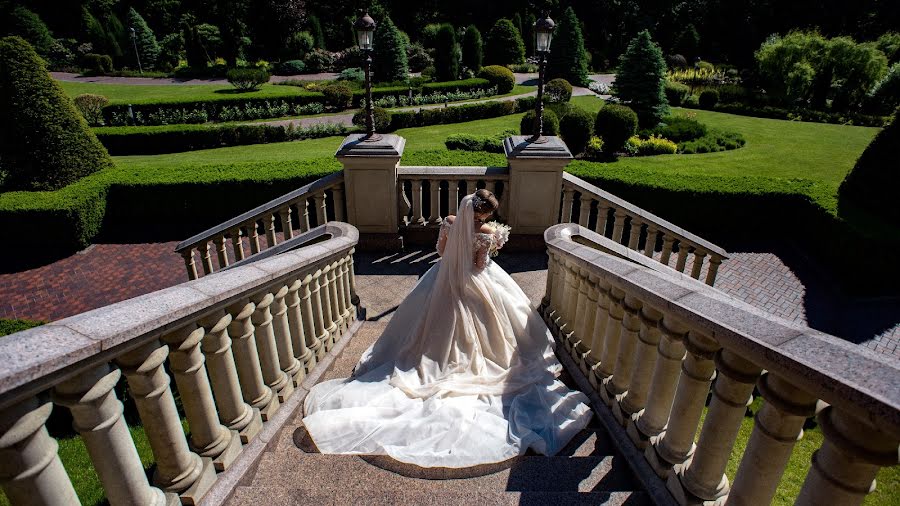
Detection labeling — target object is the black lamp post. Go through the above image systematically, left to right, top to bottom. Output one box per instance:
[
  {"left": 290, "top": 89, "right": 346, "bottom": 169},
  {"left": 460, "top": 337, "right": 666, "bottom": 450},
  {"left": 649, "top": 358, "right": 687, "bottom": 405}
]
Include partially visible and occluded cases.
[
  {"left": 354, "top": 12, "right": 381, "bottom": 142},
  {"left": 531, "top": 13, "right": 555, "bottom": 143},
  {"left": 129, "top": 27, "right": 143, "bottom": 75}
]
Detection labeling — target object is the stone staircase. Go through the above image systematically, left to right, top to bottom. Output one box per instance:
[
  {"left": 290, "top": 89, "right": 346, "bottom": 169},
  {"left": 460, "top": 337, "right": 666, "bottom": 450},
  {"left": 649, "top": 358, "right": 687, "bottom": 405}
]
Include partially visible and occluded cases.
[{"left": 225, "top": 321, "right": 650, "bottom": 506}]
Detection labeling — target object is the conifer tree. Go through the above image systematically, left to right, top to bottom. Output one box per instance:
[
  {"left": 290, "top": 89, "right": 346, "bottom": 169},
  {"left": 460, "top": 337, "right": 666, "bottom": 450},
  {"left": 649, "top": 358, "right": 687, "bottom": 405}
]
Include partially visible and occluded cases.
[
  {"left": 7, "top": 7, "right": 54, "bottom": 56},
  {"left": 546, "top": 7, "right": 589, "bottom": 86},
  {"left": 126, "top": 8, "right": 160, "bottom": 70},
  {"left": 524, "top": 13, "right": 536, "bottom": 56},
  {"left": 372, "top": 14, "right": 408, "bottom": 82},
  {"left": 308, "top": 15, "right": 325, "bottom": 49},
  {"left": 485, "top": 19, "right": 525, "bottom": 65},
  {"left": 434, "top": 23, "right": 459, "bottom": 81},
  {"left": 462, "top": 25, "right": 482, "bottom": 73},
  {"left": 614, "top": 30, "right": 670, "bottom": 126}
]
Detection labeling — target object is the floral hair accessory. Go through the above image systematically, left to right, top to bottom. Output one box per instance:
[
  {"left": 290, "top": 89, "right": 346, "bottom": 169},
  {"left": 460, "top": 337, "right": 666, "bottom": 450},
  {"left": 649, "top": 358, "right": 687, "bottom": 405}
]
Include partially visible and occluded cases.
[{"left": 471, "top": 193, "right": 486, "bottom": 211}]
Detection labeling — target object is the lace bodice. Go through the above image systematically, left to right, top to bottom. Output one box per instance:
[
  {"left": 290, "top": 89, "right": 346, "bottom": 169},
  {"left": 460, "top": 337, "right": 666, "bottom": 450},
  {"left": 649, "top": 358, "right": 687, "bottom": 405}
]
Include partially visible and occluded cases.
[{"left": 437, "top": 217, "right": 507, "bottom": 270}]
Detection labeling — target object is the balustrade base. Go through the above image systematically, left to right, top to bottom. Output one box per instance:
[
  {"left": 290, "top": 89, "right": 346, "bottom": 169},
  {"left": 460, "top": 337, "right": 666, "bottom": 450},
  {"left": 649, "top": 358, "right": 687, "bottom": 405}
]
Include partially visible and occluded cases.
[
  {"left": 276, "top": 377, "right": 295, "bottom": 404},
  {"left": 257, "top": 394, "right": 280, "bottom": 422},
  {"left": 236, "top": 408, "right": 263, "bottom": 444},
  {"left": 626, "top": 416, "right": 656, "bottom": 450},
  {"left": 196, "top": 429, "right": 242, "bottom": 472},
  {"left": 645, "top": 433, "right": 695, "bottom": 479},
  {"left": 168, "top": 456, "right": 216, "bottom": 505},
  {"left": 666, "top": 464, "right": 729, "bottom": 506}
]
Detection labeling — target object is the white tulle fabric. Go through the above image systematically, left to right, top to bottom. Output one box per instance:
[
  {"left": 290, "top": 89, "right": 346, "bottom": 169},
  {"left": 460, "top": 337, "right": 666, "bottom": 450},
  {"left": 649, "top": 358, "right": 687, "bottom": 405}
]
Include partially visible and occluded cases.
[{"left": 302, "top": 194, "right": 592, "bottom": 468}]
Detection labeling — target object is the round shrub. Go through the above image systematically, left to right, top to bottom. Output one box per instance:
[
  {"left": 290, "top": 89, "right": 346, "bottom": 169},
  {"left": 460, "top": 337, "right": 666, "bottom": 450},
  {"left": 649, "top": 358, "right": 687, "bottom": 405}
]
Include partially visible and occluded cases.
[
  {"left": 0, "top": 36, "right": 113, "bottom": 191},
  {"left": 304, "top": 48, "right": 335, "bottom": 72},
  {"left": 82, "top": 53, "right": 113, "bottom": 74},
  {"left": 274, "top": 60, "right": 306, "bottom": 75},
  {"left": 478, "top": 65, "right": 515, "bottom": 94},
  {"left": 226, "top": 68, "right": 270, "bottom": 91},
  {"left": 545, "top": 78, "right": 573, "bottom": 103},
  {"left": 664, "top": 81, "right": 690, "bottom": 106},
  {"left": 322, "top": 83, "right": 352, "bottom": 110},
  {"left": 699, "top": 89, "right": 719, "bottom": 109},
  {"left": 73, "top": 94, "right": 110, "bottom": 126},
  {"left": 594, "top": 105, "right": 638, "bottom": 153},
  {"left": 352, "top": 107, "right": 392, "bottom": 132},
  {"left": 559, "top": 107, "right": 593, "bottom": 155},
  {"left": 519, "top": 109, "right": 560, "bottom": 137},
  {"left": 653, "top": 116, "right": 707, "bottom": 142}
]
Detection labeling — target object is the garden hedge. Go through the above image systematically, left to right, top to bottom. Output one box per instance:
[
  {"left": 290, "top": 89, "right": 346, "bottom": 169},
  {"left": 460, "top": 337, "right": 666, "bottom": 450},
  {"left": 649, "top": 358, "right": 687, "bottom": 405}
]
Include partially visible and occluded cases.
[{"left": 388, "top": 96, "right": 533, "bottom": 130}]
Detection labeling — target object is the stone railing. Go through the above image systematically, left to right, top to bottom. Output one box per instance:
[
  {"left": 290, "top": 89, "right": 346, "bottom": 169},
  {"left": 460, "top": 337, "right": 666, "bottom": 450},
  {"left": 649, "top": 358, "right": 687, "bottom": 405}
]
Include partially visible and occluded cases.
[
  {"left": 397, "top": 166, "right": 510, "bottom": 227},
  {"left": 174, "top": 172, "right": 346, "bottom": 279},
  {"left": 560, "top": 173, "right": 728, "bottom": 286},
  {"left": 0, "top": 223, "right": 359, "bottom": 506},
  {"left": 541, "top": 223, "right": 899, "bottom": 506}
]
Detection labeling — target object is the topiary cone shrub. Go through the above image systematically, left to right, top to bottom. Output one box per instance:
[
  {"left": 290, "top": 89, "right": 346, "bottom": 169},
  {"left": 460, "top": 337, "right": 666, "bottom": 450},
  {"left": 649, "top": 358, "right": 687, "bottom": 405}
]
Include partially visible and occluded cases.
[
  {"left": 614, "top": 30, "right": 670, "bottom": 127},
  {"left": 0, "top": 36, "right": 113, "bottom": 191},
  {"left": 594, "top": 104, "right": 638, "bottom": 154},
  {"left": 519, "top": 109, "right": 560, "bottom": 137},
  {"left": 838, "top": 109, "right": 900, "bottom": 224}
]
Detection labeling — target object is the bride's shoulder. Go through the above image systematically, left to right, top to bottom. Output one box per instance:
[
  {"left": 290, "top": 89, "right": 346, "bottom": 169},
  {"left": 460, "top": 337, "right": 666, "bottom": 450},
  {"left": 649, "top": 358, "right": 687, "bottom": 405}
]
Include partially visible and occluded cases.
[
  {"left": 444, "top": 215, "right": 456, "bottom": 225},
  {"left": 478, "top": 223, "right": 495, "bottom": 235}
]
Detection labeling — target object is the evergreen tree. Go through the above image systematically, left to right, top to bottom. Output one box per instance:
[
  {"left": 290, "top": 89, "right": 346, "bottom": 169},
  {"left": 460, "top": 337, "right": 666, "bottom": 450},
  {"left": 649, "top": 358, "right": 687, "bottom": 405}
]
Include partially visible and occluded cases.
[
  {"left": 6, "top": 7, "right": 54, "bottom": 56},
  {"left": 546, "top": 7, "right": 590, "bottom": 86},
  {"left": 126, "top": 8, "right": 160, "bottom": 70},
  {"left": 511, "top": 13, "right": 523, "bottom": 39},
  {"left": 524, "top": 13, "right": 536, "bottom": 56},
  {"left": 372, "top": 14, "right": 408, "bottom": 83},
  {"left": 308, "top": 15, "right": 325, "bottom": 49},
  {"left": 485, "top": 19, "right": 525, "bottom": 65},
  {"left": 434, "top": 23, "right": 459, "bottom": 81},
  {"left": 674, "top": 24, "right": 700, "bottom": 60},
  {"left": 462, "top": 25, "right": 483, "bottom": 73},
  {"left": 614, "top": 30, "right": 669, "bottom": 127},
  {"left": 0, "top": 37, "right": 113, "bottom": 191}
]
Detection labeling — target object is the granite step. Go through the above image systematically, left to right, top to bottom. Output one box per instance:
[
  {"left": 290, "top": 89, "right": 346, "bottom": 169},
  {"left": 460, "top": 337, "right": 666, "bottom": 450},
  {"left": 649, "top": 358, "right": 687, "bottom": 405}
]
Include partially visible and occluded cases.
[{"left": 227, "top": 486, "right": 650, "bottom": 505}]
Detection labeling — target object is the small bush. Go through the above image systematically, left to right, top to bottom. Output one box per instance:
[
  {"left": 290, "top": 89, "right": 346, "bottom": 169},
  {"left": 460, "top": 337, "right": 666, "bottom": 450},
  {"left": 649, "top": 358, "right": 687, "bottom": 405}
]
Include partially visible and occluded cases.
[
  {"left": 407, "top": 43, "right": 433, "bottom": 73},
  {"left": 304, "top": 48, "right": 335, "bottom": 72},
  {"left": 82, "top": 53, "right": 113, "bottom": 74},
  {"left": 274, "top": 60, "right": 306, "bottom": 75},
  {"left": 509, "top": 63, "right": 537, "bottom": 73},
  {"left": 478, "top": 65, "right": 515, "bottom": 94},
  {"left": 337, "top": 67, "right": 364, "bottom": 82},
  {"left": 226, "top": 68, "right": 270, "bottom": 91},
  {"left": 546, "top": 78, "right": 573, "bottom": 103},
  {"left": 664, "top": 81, "right": 690, "bottom": 106},
  {"left": 322, "top": 83, "right": 352, "bottom": 110},
  {"left": 699, "top": 89, "right": 719, "bottom": 108},
  {"left": 73, "top": 94, "right": 109, "bottom": 126},
  {"left": 594, "top": 104, "right": 638, "bottom": 153},
  {"left": 352, "top": 107, "right": 392, "bottom": 132},
  {"left": 559, "top": 107, "right": 593, "bottom": 155},
  {"left": 519, "top": 109, "right": 560, "bottom": 137},
  {"left": 652, "top": 116, "right": 707, "bottom": 142},
  {"left": 445, "top": 129, "right": 516, "bottom": 153},
  {"left": 678, "top": 129, "right": 746, "bottom": 154},
  {"left": 625, "top": 135, "right": 678, "bottom": 156},
  {"left": 584, "top": 136, "right": 605, "bottom": 160},
  {"left": 0, "top": 318, "right": 44, "bottom": 337}
]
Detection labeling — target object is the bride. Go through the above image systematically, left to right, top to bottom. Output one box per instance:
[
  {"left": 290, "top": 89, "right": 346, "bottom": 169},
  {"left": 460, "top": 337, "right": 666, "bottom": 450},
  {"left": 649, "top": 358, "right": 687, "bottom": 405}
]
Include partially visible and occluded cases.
[{"left": 302, "top": 189, "right": 592, "bottom": 468}]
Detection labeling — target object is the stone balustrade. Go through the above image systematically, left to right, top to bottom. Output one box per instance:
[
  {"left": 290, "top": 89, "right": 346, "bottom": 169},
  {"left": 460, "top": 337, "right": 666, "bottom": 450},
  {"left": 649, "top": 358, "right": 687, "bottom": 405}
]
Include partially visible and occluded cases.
[
  {"left": 397, "top": 166, "right": 510, "bottom": 227},
  {"left": 174, "top": 172, "right": 346, "bottom": 280},
  {"left": 560, "top": 173, "right": 728, "bottom": 285},
  {"left": 0, "top": 223, "right": 359, "bottom": 506},
  {"left": 541, "top": 223, "right": 899, "bottom": 506}
]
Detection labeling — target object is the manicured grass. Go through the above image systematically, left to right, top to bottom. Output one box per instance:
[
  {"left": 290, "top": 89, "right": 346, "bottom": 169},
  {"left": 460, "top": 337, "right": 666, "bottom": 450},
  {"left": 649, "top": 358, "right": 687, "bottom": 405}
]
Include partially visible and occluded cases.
[{"left": 57, "top": 80, "right": 310, "bottom": 105}]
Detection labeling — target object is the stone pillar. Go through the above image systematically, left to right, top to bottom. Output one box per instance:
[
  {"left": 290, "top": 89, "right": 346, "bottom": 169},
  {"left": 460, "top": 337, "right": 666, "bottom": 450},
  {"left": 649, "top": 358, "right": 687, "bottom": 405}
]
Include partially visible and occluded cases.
[
  {"left": 335, "top": 134, "right": 406, "bottom": 233},
  {"left": 503, "top": 136, "right": 573, "bottom": 234},
  {"left": 304, "top": 271, "right": 327, "bottom": 362},
  {"left": 271, "top": 284, "right": 305, "bottom": 387},
  {"left": 594, "top": 287, "right": 625, "bottom": 394},
  {"left": 251, "top": 292, "right": 294, "bottom": 404},
  {"left": 607, "top": 296, "right": 643, "bottom": 416},
  {"left": 227, "top": 301, "right": 279, "bottom": 421},
  {"left": 616, "top": 305, "right": 663, "bottom": 426},
  {"left": 161, "top": 325, "right": 241, "bottom": 472},
  {"left": 646, "top": 330, "right": 718, "bottom": 479},
  {"left": 116, "top": 341, "right": 216, "bottom": 503},
  {"left": 668, "top": 349, "right": 762, "bottom": 504},
  {"left": 53, "top": 365, "right": 166, "bottom": 506},
  {"left": 729, "top": 373, "right": 817, "bottom": 506},
  {"left": 0, "top": 397, "right": 79, "bottom": 506},
  {"left": 796, "top": 406, "right": 899, "bottom": 506}
]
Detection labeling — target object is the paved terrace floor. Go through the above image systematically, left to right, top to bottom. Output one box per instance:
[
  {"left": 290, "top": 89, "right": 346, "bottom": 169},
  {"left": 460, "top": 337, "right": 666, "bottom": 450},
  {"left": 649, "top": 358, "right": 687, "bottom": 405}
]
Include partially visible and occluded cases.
[{"left": 1, "top": 238, "right": 897, "bottom": 360}]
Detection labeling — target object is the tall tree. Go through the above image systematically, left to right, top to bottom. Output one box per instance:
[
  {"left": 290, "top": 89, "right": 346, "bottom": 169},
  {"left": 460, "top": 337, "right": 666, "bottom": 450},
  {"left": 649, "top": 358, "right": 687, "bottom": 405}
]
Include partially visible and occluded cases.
[
  {"left": 5, "top": 6, "right": 54, "bottom": 56},
  {"left": 546, "top": 7, "right": 590, "bottom": 86},
  {"left": 126, "top": 8, "right": 160, "bottom": 69},
  {"left": 523, "top": 12, "right": 535, "bottom": 56},
  {"left": 372, "top": 13, "right": 408, "bottom": 82},
  {"left": 308, "top": 14, "right": 324, "bottom": 49},
  {"left": 485, "top": 18, "right": 524, "bottom": 65},
  {"left": 434, "top": 23, "right": 459, "bottom": 81},
  {"left": 462, "top": 25, "right": 482, "bottom": 73},
  {"left": 614, "top": 30, "right": 669, "bottom": 127}
]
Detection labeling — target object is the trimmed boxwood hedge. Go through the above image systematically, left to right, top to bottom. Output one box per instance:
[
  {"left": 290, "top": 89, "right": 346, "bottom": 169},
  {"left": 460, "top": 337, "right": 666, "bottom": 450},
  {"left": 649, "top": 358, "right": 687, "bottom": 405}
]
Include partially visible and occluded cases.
[{"left": 389, "top": 96, "right": 534, "bottom": 130}]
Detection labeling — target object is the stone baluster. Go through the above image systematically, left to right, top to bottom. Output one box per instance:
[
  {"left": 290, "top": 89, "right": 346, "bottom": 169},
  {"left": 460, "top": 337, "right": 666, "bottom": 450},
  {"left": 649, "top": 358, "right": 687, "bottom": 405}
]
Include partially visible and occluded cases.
[
  {"left": 411, "top": 179, "right": 425, "bottom": 226},
  {"left": 429, "top": 179, "right": 442, "bottom": 225},
  {"left": 465, "top": 179, "right": 478, "bottom": 196},
  {"left": 449, "top": 180, "right": 460, "bottom": 211},
  {"left": 398, "top": 181, "right": 411, "bottom": 227},
  {"left": 499, "top": 181, "right": 510, "bottom": 219},
  {"left": 332, "top": 184, "right": 346, "bottom": 222},
  {"left": 561, "top": 186, "right": 576, "bottom": 223},
  {"left": 314, "top": 191, "right": 327, "bottom": 226},
  {"left": 577, "top": 195, "right": 591, "bottom": 227},
  {"left": 296, "top": 199, "right": 311, "bottom": 233},
  {"left": 594, "top": 203, "right": 611, "bottom": 236},
  {"left": 279, "top": 207, "right": 294, "bottom": 241},
  {"left": 611, "top": 211, "right": 628, "bottom": 243},
  {"left": 263, "top": 215, "right": 277, "bottom": 249},
  {"left": 627, "top": 219, "right": 643, "bottom": 250},
  {"left": 248, "top": 221, "right": 261, "bottom": 254},
  {"left": 643, "top": 226, "right": 658, "bottom": 257},
  {"left": 231, "top": 229, "right": 245, "bottom": 262},
  {"left": 659, "top": 235, "right": 675, "bottom": 267},
  {"left": 214, "top": 236, "right": 229, "bottom": 269},
  {"left": 200, "top": 242, "right": 214, "bottom": 275},
  {"left": 675, "top": 243, "right": 689, "bottom": 272},
  {"left": 347, "top": 248, "right": 358, "bottom": 307},
  {"left": 690, "top": 249, "right": 707, "bottom": 280},
  {"left": 182, "top": 250, "right": 199, "bottom": 280},
  {"left": 540, "top": 251, "right": 556, "bottom": 315},
  {"left": 547, "top": 252, "right": 565, "bottom": 320},
  {"left": 343, "top": 254, "right": 356, "bottom": 315},
  {"left": 705, "top": 255, "right": 722, "bottom": 286},
  {"left": 335, "top": 258, "right": 351, "bottom": 329},
  {"left": 560, "top": 260, "right": 581, "bottom": 343},
  {"left": 326, "top": 261, "right": 343, "bottom": 338},
  {"left": 318, "top": 265, "right": 337, "bottom": 350},
  {"left": 309, "top": 269, "right": 329, "bottom": 359},
  {"left": 569, "top": 269, "right": 592, "bottom": 366},
  {"left": 573, "top": 273, "right": 600, "bottom": 371},
  {"left": 286, "top": 279, "right": 315, "bottom": 375},
  {"left": 585, "top": 279, "right": 612, "bottom": 388},
  {"left": 271, "top": 285, "right": 304, "bottom": 386},
  {"left": 594, "top": 287, "right": 626, "bottom": 392},
  {"left": 251, "top": 293, "right": 294, "bottom": 404},
  {"left": 607, "top": 296, "right": 644, "bottom": 419},
  {"left": 228, "top": 301, "right": 279, "bottom": 421},
  {"left": 618, "top": 306, "right": 663, "bottom": 429},
  {"left": 199, "top": 312, "right": 262, "bottom": 443},
  {"left": 629, "top": 316, "right": 688, "bottom": 448},
  {"left": 161, "top": 325, "right": 241, "bottom": 471},
  {"left": 646, "top": 330, "right": 719, "bottom": 478},
  {"left": 116, "top": 340, "right": 216, "bottom": 502},
  {"left": 669, "top": 349, "right": 762, "bottom": 504},
  {"left": 53, "top": 365, "right": 167, "bottom": 506},
  {"left": 728, "top": 373, "right": 818, "bottom": 506},
  {"left": 0, "top": 397, "right": 79, "bottom": 506},
  {"left": 797, "top": 406, "right": 899, "bottom": 506}
]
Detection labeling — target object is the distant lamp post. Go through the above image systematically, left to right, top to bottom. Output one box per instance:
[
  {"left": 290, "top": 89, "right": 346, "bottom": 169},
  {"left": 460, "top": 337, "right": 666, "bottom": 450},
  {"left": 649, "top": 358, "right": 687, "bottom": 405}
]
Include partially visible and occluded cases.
[
  {"left": 354, "top": 12, "right": 381, "bottom": 142},
  {"left": 531, "top": 12, "right": 555, "bottom": 143},
  {"left": 129, "top": 27, "right": 143, "bottom": 75}
]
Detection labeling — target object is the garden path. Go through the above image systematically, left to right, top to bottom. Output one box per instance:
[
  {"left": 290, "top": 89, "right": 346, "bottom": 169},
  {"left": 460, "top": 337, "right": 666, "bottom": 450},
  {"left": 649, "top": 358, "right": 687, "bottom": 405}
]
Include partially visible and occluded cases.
[{"left": 1, "top": 239, "right": 897, "bottom": 360}]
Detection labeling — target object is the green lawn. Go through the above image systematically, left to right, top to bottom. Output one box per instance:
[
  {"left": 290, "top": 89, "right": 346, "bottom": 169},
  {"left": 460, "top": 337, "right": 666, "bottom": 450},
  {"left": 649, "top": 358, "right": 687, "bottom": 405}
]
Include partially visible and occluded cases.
[{"left": 57, "top": 81, "right": 311, "bottom": 105}]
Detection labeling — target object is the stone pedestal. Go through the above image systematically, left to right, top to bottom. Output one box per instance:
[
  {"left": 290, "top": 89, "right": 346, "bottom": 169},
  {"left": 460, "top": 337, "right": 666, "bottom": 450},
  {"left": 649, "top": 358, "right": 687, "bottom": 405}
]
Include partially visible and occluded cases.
[
  {"left": 336, "top": 134, "right": 406, "bottom": 233},
  {"left": 503, "top": 136, "right": 573, "bottom": 234}
]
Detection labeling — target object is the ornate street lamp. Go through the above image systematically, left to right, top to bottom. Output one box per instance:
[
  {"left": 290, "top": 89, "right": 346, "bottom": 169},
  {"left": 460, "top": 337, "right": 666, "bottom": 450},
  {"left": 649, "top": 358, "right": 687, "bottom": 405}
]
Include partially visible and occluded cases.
[
  {"left": 354, "top": 12, "right": 381, "bottom": 141},
  {"left": 531, "top": 12, "right": 555, "bottom": 143},
  {"left": 129, "top": 27, "right": 143, "bottom": 75}
]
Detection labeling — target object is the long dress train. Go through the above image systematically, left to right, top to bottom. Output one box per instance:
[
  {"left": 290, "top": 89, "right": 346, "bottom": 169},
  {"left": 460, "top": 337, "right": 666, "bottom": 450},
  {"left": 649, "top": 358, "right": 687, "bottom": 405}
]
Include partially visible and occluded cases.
[{"left": 302, "top": 194, "right": 592, "bottom": 468}]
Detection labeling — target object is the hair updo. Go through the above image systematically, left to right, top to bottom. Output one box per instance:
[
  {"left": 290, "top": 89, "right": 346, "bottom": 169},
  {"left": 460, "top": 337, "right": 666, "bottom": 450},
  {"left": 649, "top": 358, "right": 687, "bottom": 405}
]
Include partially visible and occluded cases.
[{"left": 473, "top": 188, "right": 499, "bottom": 214}]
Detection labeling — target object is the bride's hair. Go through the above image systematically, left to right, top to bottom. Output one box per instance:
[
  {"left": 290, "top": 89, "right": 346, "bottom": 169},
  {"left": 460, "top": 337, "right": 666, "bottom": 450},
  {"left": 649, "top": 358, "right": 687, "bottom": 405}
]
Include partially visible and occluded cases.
[{"left": 472, "top": 189, "right": 499, "bottom": 214}]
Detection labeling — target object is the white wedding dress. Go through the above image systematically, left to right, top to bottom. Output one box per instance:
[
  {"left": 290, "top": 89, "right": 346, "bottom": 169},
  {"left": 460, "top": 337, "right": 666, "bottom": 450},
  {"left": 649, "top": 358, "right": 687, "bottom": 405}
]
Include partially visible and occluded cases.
[{"left": 302, "top": 194, "right": 592, "bottom": 468}]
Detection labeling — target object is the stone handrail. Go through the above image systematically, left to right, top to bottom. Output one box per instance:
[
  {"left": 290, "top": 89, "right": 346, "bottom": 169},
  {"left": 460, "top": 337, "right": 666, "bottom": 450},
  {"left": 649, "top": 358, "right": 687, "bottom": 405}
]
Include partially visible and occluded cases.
[
  {"left": 397, "top": 166, "right": 511, "bottom": 227},
  {"left": 174, "top": 172, "right": 346, "bottom": 280},
  {"left": 561, "top": 173, "right": 728, "bottom": 285},
  {"left": 0, "top": 223, "right": 359, "bottom": 506},
  {"left": 541, "top": 223, "right": 899, "bottom": 506}
]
